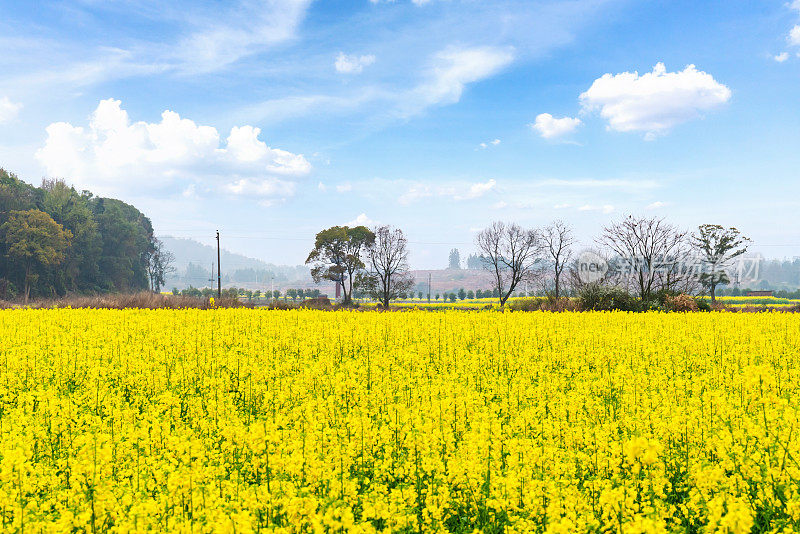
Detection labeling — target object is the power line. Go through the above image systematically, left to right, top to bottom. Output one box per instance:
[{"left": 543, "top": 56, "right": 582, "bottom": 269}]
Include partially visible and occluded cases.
[{"left": 160, "top": 233, "right": 800, "bottom": 248}]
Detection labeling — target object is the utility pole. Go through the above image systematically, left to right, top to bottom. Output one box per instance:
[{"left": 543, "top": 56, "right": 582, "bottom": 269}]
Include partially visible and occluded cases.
[
  {"left": 216, "top": 230, "right": 221, "bottom": 299},
  {"left": 428, "top": 272, "right": 431, "bottom": 303}
]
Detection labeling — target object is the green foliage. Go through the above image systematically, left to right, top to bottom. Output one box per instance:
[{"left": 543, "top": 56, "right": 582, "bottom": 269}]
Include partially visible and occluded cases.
[
  {"left": 0, "top": 169, "right": 161, "bottom": 301},
  {"left": 1, "top": 209, "right": 72, "bottom": 302},
  {"left": 692, "top": 224, "right": 749, "bottom": 302},
  {"left": 306, "top": 225, "right": 375, "bottom": 304},
  {"left": 577, "top": 284, "right": 640, "bottom": 311}
]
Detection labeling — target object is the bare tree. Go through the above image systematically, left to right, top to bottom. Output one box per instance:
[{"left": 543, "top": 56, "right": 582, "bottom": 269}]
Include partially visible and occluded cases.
[
  {"left": 597, "top": 215, "right": 688, "bottom": 301},
  {"left": 542, "top": 220, "right": 575, "bottom": 298},
  {"left": 475, "top": 221, "right": 543, "bottom": 307},
  {"left": 691, "top": 224, "right": 750, "bottom": 302},
  {"left": 357, "top": 225, "right": 415, "bottom": 308},
  {"left": 146, "top": 237, "right": 176, "bottom": 293}
]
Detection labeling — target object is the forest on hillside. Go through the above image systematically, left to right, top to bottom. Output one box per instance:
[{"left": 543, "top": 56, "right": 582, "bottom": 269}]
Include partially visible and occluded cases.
[{"left": 0, "top": 168, "right": 166, "bottom": 301}]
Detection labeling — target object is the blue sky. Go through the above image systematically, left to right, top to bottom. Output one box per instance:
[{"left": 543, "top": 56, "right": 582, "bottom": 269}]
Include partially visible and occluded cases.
[{"left": 0, "top": 0, "right": 798, "bottom": 268}]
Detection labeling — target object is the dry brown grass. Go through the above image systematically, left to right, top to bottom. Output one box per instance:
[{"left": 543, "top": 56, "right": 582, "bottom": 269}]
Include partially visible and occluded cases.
[
  {"left": 0, "top": 292, "right": 250, "bottom": 310},
  {"left": 665, "top": 294, "right": 699, "bottom": 312},
  {"left": 508, "top": 297, "right": 580, "bottom": 312}
]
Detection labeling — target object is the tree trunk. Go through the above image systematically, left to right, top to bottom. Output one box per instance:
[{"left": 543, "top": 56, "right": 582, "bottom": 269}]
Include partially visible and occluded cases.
[{"left": 23, "top": 264, "right": 31, "bottom": 304}]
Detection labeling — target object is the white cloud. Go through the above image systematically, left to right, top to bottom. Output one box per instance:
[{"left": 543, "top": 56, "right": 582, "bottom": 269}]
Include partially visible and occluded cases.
[
  {"left": 173, "top": 0, "right": 313, "bottom": 73},
  {"left": 370, "top": 0, "right": 430, "bottom": 4},
  {"left": 791, "top": 25, "right": 800, "bottom": 46},
  {"left": 402, "top": 46, "right": 514, "bottom": 115},
  {"left": 335, "top": 52, "right": 376, "bottom": 74},
  {"left": 775, "top": 52, "right": 790, "bottom": 62},
  {"left": 579, "top": 63, "right": 731, "bottom": 138},
  {"left": 0, "top": 96, "right": 22, "bottom": 123},
  {"left": 36, "top": 99, "right": 310, "bottom": 201},
  {"left": 531, "top": 113, "right": 582, "bottom": 139},
  {"left": 478, "top": 138, "right": 501, "bottom": 149},
  {"left": 224, "top": 178, "right": 296, "bottom": 202},
  {"left": 398, "top": 178, "right": 496, "bottom": 204},
  {"left": 456, "top": 178, "right": 496, "bottom": 200},
  {"left": 535, "top": 178, "right": 659, "bottom": 190},
  {"left": 317, "top": 181, "right": 327, "bottom": 191},
  {"left": 336, "top": 183, "right": 353, "bottom": 193},
  {"left": 182, "top": 184, "right": 198, "bottom": 198},
  {"left": 646, "top": 201, "right": 667, "bottom": 209},
  {"left": 578, "top": 204, "right": 615, "bottom": 214},
  {"left": 347, "top": 213, "right": 376, "bottom": 226}
]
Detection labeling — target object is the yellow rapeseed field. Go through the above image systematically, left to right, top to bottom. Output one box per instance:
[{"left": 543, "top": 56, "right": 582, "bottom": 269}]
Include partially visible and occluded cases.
[{"left": 1, "top": 308, "right": 799, "bottom": 533}]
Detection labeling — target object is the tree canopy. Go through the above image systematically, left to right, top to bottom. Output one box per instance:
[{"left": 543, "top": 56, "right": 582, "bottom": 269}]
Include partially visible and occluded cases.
[
  {"left": 0, "top": 168, "right": 164, "bottom": 300},
  {"left": 1, "top": 209, "right": 72, "bottom": 302},
  {"left": 306, "top": 225, "right": 375, "bottom": 305}
]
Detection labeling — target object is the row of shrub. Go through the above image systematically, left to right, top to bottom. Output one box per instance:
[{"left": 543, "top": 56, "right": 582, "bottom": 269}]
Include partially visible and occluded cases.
[{"left": 507, "top": 286, "right": 747, "bottom": 313}]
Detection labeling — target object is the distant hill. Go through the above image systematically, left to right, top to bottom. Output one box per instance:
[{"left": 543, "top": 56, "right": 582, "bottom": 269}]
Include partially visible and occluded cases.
[
  {"left": 161, "top": 236, "right": 312, "bottom": 289},
  {"left": 159, "top": 237, "right": 504, "bottom": 295}
]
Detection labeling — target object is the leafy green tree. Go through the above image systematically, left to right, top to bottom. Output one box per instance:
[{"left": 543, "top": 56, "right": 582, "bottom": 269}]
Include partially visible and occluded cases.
[
  {"left": 40, "top": 179, "right": 101, "bottom": 292},
  {"left": 91, "top": 198, "right": 154, "bottom": 292},
  {"left": 1, "top": 210, "right": 72, "bottom": 303},
  {"left": 692, "top": 224, "right": 750, "bottom": 302},
  {"left": 306, "top": 225, "right": 375, "bottom": 304},
  {"left": 286, "top": 288, "right": 297, "bottom": 301},
  {"left": 458, "top": 288, "right": 466, "bottom": 300},
  {"left": 273, "top": 289, "right": 281, "bottom": 299},
  {"left": 467, "top": 290, "right": 474, "bottom": 299}
]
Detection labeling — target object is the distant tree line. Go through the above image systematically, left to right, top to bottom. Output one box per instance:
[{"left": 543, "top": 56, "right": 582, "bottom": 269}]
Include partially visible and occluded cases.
[
  {"left": 0, "top": 169, "right": 172, "bottom": 302},
  {"left": 470, "top": 216, "right": 750, "bottom": 308},
  {"left": 447, "top": 248, "right": 489, "bottom": 270},
  {"left": 172, "top": 286, "right": 324, "bottom": 301}
]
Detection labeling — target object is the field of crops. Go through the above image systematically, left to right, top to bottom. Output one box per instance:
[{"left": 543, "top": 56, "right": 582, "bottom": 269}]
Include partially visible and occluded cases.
[{"left": 1, "top": 309, "right": 799, "bottom": 532}]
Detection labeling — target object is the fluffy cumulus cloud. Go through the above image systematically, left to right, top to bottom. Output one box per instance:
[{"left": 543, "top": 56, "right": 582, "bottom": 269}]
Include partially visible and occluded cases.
[
  {"left": 791, "top": 25, "right": 800, "bottom": 46},
  {"left": 335, "top": 52, "right": 376, "bottom": 74},
  {"left": 579, "top": 63, "right": 731, "bottom": 139},
  {"left": 0, "top": 96, "right": 22, "bottom": 123},
  {"left": 35, "top": 99, "right": 310, "bottom": 200},
  {"left": 531, "top": 113, "right": 582, "bottom": 139},
  {"left": 478, "top": 139, "right": 501, "bottom": 149},
  {"left": 347, "top": 213, "right": 376, "bottom": 226}
]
